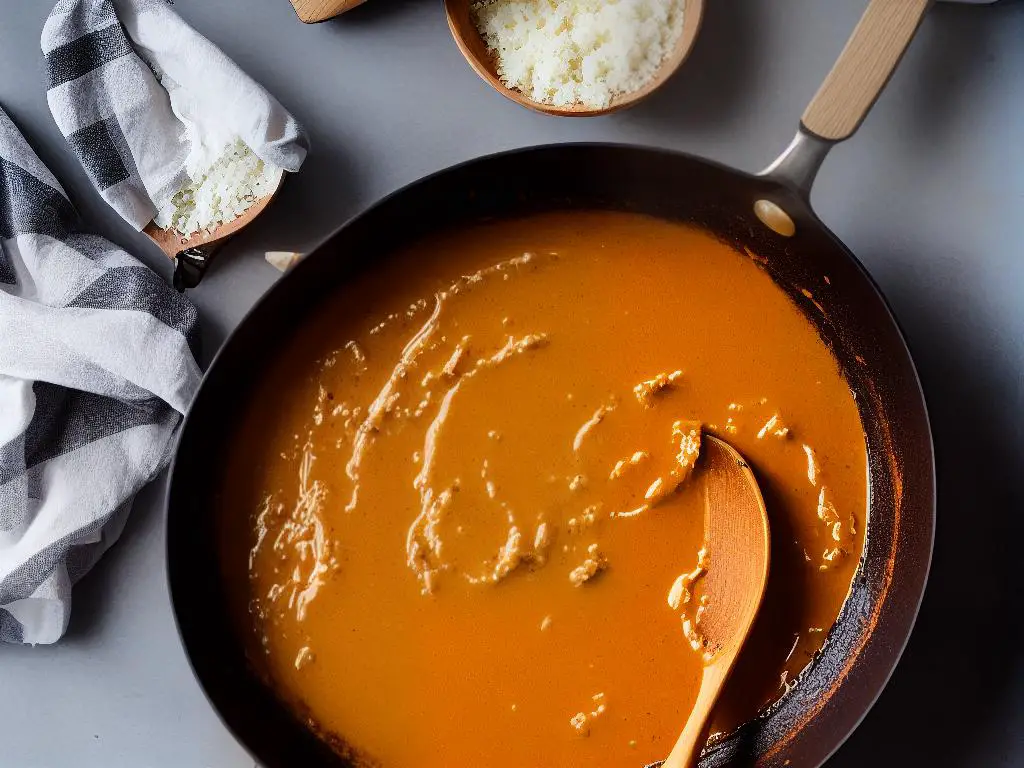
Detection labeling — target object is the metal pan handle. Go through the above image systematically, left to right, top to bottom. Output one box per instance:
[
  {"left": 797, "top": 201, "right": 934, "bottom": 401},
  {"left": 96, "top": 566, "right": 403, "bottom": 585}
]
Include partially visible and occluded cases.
[{"left": 760, "top": 0, "right": 931, "bottom": 200}]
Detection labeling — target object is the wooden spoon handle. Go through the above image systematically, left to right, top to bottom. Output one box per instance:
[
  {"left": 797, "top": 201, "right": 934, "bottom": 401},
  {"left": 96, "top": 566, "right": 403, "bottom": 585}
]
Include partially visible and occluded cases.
[
  {"left": 290, "top": 0, "right": 366, "bottom": 23},
  {"left": 801, "top": 0, "right": 930, "bottom": 142},
  {"left": 664, "top": 661, "right": 729, "bottom": 767}
]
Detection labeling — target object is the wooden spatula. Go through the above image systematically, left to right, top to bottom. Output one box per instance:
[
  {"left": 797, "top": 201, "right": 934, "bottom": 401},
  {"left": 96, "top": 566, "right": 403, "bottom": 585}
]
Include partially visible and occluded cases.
[
  {"left": 289, "top": 0, "right": 366, "bottom": 23},
  {"left": 661, "top": 435, "right": 771, "bottom": 768}
]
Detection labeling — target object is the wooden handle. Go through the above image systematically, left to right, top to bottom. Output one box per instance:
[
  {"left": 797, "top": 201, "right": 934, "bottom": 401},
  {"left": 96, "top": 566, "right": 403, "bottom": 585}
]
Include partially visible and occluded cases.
[
  {"left": 289, "top": 0, "right": 366, "bottom": 23},
  {"left": 801, "top": 0, "right": 930, "bottom": 142},
  {"left": 662, "top": 661, "right": 731, "bottom": 768}
]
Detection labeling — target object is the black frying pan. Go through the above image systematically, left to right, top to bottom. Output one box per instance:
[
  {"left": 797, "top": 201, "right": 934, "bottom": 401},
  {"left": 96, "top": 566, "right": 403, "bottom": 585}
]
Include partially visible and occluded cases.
[{"left": 166, "top": 1, "right": 935, "bottom": 765}]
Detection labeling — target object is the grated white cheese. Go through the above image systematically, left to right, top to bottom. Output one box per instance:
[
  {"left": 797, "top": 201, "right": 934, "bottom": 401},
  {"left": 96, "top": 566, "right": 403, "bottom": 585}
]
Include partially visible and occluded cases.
[
  {"left": 471, "top": 0, "right": 686, "bottom": 109},
  {"left": 154, "top": 138, "right": 281, "bottom": 237}
]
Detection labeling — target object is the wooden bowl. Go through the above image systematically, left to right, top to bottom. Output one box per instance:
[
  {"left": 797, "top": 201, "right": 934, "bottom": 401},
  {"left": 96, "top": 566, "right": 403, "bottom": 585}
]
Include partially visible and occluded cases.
[
  {"left": 444, "top": 0, "right": 705, "bottom": 117},
  {"left": 143, "top": 168, "right": 284, "bottom": 260}
]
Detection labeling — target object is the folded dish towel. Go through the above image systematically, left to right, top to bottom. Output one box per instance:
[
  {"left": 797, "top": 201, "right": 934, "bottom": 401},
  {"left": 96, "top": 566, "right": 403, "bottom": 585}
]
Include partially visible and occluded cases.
[
  {"left": 42, "top": 0, "right": 308, "bottom": 232},
  {"left": 0, "top": 106, "right": 201, "bottom": 644}
]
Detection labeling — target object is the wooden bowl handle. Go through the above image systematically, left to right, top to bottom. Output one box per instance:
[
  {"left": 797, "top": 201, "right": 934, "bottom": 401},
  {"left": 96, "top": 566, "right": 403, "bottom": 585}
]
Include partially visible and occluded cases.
[
  {"left": 290, "top": 0, "right": 366, "bottom": 23},
  {"left": 801, "top": 0, "right": 930, "bottom": 142}
]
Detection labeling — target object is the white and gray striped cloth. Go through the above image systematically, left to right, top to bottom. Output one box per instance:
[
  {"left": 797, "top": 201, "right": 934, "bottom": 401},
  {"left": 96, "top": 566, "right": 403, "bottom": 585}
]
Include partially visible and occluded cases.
[
  {"left": 0, "top": 0, "right": 310, "bottom": 645},
  {"left": 42, "top": 0, "right": 308, "bottom": 231},
  {"left": 0, "top": 106, "right": 201, "bottom": 644}
]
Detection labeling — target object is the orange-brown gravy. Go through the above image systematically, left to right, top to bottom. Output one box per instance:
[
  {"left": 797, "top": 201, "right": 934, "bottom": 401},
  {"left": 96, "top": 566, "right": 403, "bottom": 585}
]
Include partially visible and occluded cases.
[{"left": 220, "top": 211, "right": 867, "bottom": 767}]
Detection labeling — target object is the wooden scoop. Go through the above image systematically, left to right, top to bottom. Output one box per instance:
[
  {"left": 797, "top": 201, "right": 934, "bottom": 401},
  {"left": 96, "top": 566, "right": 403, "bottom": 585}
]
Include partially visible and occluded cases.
[
  {"left": 444, "top": 0, "right": 705, "bottom": 117},
  {"left": 143, "top": 170, "right": 283, "bottom": 291},
  {"left": 661, "top": 435, "right": 771, "bottom": 768}
]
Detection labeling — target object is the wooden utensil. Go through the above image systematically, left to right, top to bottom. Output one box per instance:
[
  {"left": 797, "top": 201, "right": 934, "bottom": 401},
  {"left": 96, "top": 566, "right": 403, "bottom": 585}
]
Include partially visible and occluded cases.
[
  {"left": 289, "top": 0, "right": 366, "bottom": 23},
  {"left": 443, "top": 0, "right": 705, "bottom": 117},
  {"left": 801, "top": 0, "right": 931, "bottom": 141},
  {"left": 142, "top": 170, "right": 284, "bottom": 291},
  {"left": 661, "top": 435, "right": 771, "bottom": 768}
]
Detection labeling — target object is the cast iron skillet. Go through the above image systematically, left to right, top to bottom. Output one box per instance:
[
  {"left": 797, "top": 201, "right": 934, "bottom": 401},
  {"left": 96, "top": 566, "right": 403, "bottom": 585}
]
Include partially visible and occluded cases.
[{"left": 166, "top": 1, "right": 935, "bottom": 766}]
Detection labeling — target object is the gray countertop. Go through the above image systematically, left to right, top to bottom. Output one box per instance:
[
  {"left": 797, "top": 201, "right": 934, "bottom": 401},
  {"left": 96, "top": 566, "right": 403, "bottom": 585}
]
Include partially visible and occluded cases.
[{"left": 1, "top": 0, "right": 1022, "bottom": 766}]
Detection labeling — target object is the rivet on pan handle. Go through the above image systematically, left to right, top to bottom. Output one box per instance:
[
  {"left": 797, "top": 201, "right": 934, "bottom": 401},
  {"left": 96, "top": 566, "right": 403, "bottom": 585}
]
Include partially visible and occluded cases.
[{"left": 759, "top": 0, "right": 932, "bottom": 205}]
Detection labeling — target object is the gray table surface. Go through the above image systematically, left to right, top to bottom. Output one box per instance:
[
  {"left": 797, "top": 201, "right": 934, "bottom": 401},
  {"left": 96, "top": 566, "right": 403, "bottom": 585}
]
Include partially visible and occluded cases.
[{"left": 2, "top": 0, "right": 1023, "bottom": 766}]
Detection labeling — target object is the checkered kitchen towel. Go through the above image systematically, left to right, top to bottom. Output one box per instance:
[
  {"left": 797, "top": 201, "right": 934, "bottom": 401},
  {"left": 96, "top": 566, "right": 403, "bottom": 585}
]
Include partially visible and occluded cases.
[
  {"left": 42, "top": 0, "right": 308, "bottom": 231},
  {"left": 0, "top": 106, "right": 201, "bottom": 644}
]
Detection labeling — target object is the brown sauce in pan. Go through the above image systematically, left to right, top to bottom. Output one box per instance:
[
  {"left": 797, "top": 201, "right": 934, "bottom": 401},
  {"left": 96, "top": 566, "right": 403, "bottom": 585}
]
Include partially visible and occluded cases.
[{"left": 219, "top": 211, "right": 867, "bottom": 767}]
